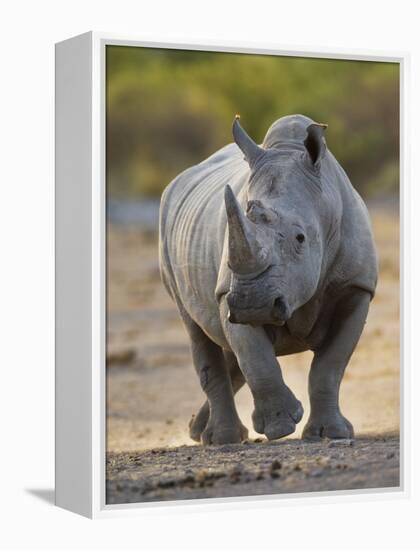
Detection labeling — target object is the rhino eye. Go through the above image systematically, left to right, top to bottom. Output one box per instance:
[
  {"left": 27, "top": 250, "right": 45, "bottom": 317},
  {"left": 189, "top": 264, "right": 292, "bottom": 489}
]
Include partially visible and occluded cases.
[{"left": 296, "top": 233, "right": 305, "bottom": 244}]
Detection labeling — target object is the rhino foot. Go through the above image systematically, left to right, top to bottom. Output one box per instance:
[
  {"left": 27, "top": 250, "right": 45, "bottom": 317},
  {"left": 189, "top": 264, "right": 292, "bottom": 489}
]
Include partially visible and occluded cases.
[
  {"left": 252, "top": 388, "right": 304, "bottom": 441},
  {"left": 189, "top": 402, "right": 248, "bottom": 445},
  {"left": 302, "top": 412, "right": 354, "bottom": 441},
  {"left": 201, "top": 417, "right": 248, "bottom": 446}
]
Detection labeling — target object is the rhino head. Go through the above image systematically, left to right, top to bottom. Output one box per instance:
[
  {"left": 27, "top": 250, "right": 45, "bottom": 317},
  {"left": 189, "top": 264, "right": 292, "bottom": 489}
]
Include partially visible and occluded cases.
[{"left": 225, "top": 116, "right": 329, "bottom": 326}]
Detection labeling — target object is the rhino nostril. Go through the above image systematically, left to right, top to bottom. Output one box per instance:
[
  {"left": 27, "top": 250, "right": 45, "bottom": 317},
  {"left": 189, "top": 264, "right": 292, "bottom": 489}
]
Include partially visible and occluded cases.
[
  {"left": 272, "top": 296, "right": 289, "bottom": 321},
  {"left": 273, "top": 296, "right": 286, "bottom": 311},
  {"left": 228, "top": 310, "right": 237, "bottom": 323}
]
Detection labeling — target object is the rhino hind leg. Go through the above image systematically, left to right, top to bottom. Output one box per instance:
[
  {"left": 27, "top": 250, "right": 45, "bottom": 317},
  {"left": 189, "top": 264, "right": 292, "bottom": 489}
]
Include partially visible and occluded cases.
[
  {"left": 303, "top": 289, "right": 371, "bottom": 440},
  {"left": 189, "top": 351, "right": 246, "bottom": 442},
  {"left": 188, "top": 403, "right": 209, "bottom": 442}
]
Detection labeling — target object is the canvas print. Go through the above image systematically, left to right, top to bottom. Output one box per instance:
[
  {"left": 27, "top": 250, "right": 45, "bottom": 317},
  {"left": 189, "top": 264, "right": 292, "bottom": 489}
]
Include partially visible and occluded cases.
[{"left": 105, "top": 46, "right": 399, "bottom": 504}]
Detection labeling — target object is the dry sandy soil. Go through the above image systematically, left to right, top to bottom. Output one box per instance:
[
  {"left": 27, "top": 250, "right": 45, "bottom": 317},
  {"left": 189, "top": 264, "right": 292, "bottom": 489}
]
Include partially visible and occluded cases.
[{"left": 106, "top": 207, "right": 400, "bottom": 504}]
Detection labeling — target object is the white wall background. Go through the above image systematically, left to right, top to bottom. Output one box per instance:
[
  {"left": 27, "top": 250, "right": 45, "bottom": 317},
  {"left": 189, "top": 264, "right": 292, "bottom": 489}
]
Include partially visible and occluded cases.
[{"left": 0, "top": 0, "right": 419, "bottom": 547}]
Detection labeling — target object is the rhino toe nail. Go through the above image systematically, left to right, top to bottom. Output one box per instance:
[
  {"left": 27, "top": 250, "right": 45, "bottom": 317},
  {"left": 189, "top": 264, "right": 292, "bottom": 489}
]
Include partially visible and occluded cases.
[
  {"left": 290, "top": 402, "right": 304, "bottom": 423},
  {"left": 265, "top": 419, "right": 296, "bottom": 440}
]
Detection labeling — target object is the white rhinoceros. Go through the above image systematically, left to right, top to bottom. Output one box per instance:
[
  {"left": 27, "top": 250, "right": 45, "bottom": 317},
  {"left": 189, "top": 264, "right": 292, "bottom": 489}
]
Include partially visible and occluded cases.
[{"left": 159, "top": 114, "right": 378, "bottom": 445}]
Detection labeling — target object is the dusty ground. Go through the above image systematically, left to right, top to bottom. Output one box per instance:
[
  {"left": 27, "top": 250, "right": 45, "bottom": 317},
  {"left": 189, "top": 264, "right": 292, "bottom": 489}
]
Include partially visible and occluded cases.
[
  {"left": 106, "top": 206, "right": 400, "bottom": 504},
  {"left": 106, "top": 436, "right": 399, "bottom": 504}
]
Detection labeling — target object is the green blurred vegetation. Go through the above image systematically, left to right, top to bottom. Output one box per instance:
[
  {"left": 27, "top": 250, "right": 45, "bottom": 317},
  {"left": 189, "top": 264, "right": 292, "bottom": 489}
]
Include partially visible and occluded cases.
[{"left": 106, "top": 46, "right": 399, "bottom": 199}]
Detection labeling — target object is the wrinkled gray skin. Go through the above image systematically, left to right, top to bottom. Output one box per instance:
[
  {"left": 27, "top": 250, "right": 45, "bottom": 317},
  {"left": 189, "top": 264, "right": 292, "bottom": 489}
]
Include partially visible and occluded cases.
[{"left": 159, "top": 114, "right": 378, "bottom": 445}]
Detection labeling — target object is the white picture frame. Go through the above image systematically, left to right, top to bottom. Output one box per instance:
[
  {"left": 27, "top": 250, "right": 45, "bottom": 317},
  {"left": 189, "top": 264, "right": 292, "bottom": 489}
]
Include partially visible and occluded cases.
[{"left": 55, "top": 31, "right": 409, "bottom": 518}]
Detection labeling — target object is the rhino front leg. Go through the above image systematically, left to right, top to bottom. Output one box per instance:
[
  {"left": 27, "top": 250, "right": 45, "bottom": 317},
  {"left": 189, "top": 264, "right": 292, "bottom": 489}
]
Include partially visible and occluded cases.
[
  {"left": 303, "top": 289, "right": 371, "bottom": 440},
  {"left": 220, "top": 298, "right": 303, "bottom": 440},
  {"left": 183, "top": 315, "right": 247, "bottom": 445},
  {"left": 189, "top": 351, "right": 245, "bottom": 442}
]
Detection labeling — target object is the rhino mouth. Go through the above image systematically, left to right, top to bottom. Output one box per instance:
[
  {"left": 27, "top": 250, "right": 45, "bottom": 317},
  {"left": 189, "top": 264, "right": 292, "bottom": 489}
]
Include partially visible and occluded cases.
[{"left": 226, "top": 292, "right": 290, "bottom": 326}]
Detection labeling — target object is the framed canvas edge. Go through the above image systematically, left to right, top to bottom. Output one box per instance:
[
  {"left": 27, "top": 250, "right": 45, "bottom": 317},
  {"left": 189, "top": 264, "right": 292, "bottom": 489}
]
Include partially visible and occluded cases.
[
  {"left": 55, "top": 31, "right": 94, "bottom": 519},
  {"left": 83, "top": 32, "right": 409, "bottom": 518}
]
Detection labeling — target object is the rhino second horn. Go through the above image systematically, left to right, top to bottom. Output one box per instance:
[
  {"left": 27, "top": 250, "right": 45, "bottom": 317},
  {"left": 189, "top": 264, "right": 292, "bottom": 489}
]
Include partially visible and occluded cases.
[
  {"left": 232, "top": 117, "right": 265, "bottom": 168},
  {"left": 224, "top": 185, "right": 269, "bottom": 275}
]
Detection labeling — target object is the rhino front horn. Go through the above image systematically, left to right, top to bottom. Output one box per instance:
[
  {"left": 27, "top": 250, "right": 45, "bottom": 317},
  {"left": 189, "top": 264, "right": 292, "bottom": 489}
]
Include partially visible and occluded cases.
[
  {"left": 232, "top": 116, "right": 265, "bottom": 168},
  {"left": 224, "top": 185, "right": 270, "bottom": 276}
]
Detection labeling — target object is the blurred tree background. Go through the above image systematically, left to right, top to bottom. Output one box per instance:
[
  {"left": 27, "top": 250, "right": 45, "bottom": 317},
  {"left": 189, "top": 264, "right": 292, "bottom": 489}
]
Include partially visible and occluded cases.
[{"left": 106, "top": 46, "right": 399, "bottom": 200}]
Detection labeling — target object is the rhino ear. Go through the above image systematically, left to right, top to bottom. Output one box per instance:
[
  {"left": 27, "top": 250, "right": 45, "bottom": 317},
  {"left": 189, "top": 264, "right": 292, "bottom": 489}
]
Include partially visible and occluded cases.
[
  {"left": 232, "top": 115, "right": 265, "bottom": 169},
  {"left": 304, "top": 123, "right": 327, "bottom": 168}
]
